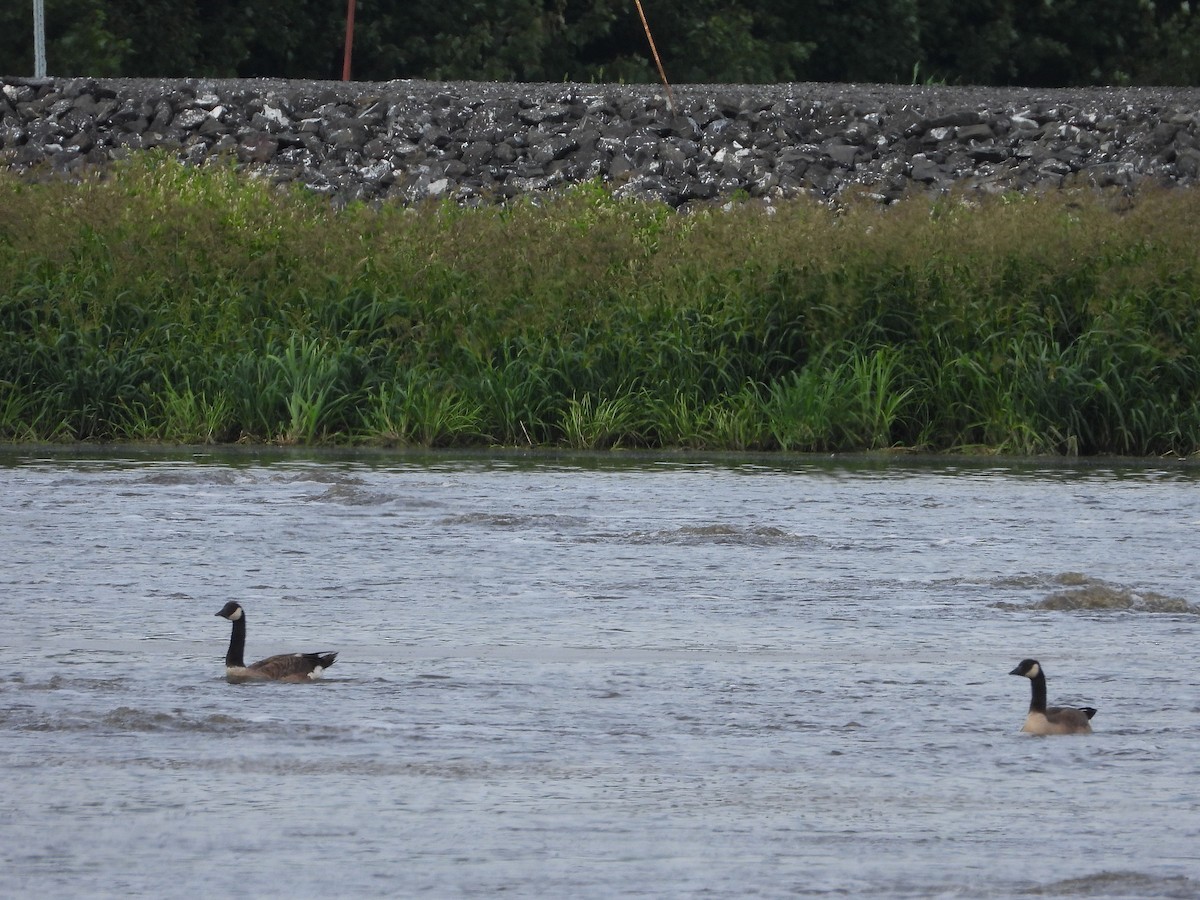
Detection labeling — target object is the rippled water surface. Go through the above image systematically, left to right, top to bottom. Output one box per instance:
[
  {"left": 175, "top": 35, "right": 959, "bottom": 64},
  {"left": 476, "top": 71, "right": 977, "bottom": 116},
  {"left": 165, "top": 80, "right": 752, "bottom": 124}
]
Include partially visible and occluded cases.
[{"left": 2, "top": 450, "right": 1198, "bottom": 899}]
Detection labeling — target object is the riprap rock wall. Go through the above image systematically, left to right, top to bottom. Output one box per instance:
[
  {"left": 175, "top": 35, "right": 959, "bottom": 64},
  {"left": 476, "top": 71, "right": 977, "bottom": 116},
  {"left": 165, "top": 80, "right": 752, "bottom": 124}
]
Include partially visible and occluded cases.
[{"left": 3, "top": 76, "right": 1199, "bottom": 206}]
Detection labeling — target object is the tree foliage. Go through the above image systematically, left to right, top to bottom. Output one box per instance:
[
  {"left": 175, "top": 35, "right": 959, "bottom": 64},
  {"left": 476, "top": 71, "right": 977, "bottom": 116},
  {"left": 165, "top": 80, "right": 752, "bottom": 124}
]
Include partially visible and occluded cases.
[{"left": 2, "top": 0, "right": 1198, "bottom": 86}]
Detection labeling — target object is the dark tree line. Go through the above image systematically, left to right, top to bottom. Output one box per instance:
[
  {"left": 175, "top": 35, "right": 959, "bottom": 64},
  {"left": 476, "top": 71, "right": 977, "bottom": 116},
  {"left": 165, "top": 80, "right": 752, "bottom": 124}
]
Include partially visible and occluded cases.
[{"left": 3, "top": 0, "right": 1199, "bottom": 86}]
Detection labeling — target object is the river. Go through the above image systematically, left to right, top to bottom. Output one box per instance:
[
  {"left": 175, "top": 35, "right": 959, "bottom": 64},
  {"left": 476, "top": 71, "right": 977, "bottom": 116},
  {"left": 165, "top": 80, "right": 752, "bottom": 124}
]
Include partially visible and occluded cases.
[{"left": 2, "top": 450, "right": 1197, "bottom": 898}]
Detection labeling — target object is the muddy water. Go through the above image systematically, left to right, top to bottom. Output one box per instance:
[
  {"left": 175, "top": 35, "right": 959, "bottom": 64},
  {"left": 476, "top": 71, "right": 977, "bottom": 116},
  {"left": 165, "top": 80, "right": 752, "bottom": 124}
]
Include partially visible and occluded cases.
[{"left": 1, "top": 451, "right": 1198, "bottom": 898}]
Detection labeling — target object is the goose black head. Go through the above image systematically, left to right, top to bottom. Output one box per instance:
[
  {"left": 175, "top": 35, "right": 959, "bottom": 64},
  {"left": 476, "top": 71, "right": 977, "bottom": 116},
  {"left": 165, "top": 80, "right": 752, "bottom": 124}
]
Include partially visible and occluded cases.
[
  {"left": 215, "top": 601, "right": 244, "bottom": 621},
  {"left": 1009, "top": 658, "right": 1041, "bottom": 679}
]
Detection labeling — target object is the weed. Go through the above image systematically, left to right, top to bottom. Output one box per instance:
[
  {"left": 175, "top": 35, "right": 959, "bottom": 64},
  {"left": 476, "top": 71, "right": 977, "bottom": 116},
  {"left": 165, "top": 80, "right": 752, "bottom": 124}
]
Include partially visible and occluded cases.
[{"left": 2, "top": 159, "right": 1198, "bottom": 455}]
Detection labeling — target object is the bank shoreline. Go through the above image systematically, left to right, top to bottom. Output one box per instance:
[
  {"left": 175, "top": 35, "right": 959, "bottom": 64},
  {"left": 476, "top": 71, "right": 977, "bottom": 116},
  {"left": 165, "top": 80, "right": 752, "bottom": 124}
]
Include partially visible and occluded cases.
[{"left": 3, "top": 442, "right": 1197, "bottom": 466}]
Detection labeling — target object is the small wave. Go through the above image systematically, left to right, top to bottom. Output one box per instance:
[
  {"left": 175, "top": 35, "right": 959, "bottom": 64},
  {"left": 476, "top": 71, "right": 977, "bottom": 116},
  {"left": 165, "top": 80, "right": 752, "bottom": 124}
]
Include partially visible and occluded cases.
[
  {"left": 133, "top": 470, "right": 247, "bottom": 487},
  {"left": 274, "top": 470, "right": 366, "bottom": 486},
  {"left": 308, "top": 483, "right": 396, "bottom": 506},
  {"left": 439, "top": 512, "right": 588, "bottom": 530},
  {"left": 633, "top": 524, "right": 814, "bottom": 547},
  {"left": 996, "top": 573, "right": 1199, "bottom": 615},
  {"left": 990, "top": 574, "right": 1060, "bottom": 590},
  {"left": 1035, "top": 587, "right": 1199, "bottom": 614},
  {"left": 4, "top": 674, "right": 129, "bottom": 692},
  {"left": 6, "top": 704, "right": 342, "bottom": 738},
  {"left": 103, "top": 707, "right": 194, "bottom": 732},
  {"left": 90, "top": 752, "right": 516, "bottom": 779},
  {"left": 1024, "top": 869, "right": 1200, "bottom": 898}
]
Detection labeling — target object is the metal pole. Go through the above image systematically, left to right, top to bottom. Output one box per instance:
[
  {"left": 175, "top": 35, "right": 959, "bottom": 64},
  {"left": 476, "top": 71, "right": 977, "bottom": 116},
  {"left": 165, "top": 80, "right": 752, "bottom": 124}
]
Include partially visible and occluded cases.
[
  {"left": 33, "top": 0, "right": 47, "bottom": 78},
  {"left": 342, "top": 0, "right": 355, "bottom": 81},
  {"left": 633, "top": 0, "right": 675, "bottom": 115}
]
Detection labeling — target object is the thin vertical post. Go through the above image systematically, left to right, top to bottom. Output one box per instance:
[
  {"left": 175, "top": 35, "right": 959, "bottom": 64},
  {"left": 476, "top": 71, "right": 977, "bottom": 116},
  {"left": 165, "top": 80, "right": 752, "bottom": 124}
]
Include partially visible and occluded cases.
[
  {"left": 33, "top": 0, "right": 47, "bottom": 78},
  {"left": 342, "top": 0, "right": 356, "bottom": 81},
  {"left": 633, "top": 0, "right": 674, "bottom": 115}
]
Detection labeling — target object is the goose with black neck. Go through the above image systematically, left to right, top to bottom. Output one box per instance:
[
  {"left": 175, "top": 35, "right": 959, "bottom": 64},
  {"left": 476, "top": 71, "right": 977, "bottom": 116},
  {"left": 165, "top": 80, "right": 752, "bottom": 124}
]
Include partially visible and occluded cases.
[
  {"left": 215, "top": 601, "right": 338, "bottom": 684},
  {"left": 1009, "top": 658, "right": 1096, "bottom": 735}
]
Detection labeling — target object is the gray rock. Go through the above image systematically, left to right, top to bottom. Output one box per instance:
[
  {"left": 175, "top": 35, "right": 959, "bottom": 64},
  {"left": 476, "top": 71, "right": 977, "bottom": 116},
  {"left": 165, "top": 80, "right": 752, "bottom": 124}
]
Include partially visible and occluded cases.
[
  {"left": 2, "top": 76, "right": 1199, "bottom": 207},
  {"left": 174, "top": 107, "right": 211, "bottom": 130},
  {"left": 955, "top": 123, "right": 994, "bottom": 142},
  {"left": 824, "top": 143, "right": 860, "bottom": 168},
  {"left": 1175, "top": 147, "right": 1200, "bottom": 178},
  {"left": 910, "top": 155, "right": 941, "bottom": 183}
]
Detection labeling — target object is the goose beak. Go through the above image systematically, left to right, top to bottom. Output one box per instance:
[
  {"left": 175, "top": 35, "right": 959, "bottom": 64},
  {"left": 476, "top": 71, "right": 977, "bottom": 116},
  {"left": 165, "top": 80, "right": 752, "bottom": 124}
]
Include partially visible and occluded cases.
[{"left": 1008, "top": 666, "right": 1022, "bottom": 676}]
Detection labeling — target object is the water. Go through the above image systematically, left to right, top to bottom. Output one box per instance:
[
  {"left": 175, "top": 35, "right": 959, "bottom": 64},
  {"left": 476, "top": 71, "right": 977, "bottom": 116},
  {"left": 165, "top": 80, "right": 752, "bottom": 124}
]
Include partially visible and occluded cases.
[{"left": 2, "top": 450, "right": 1198, "bottom": 898}]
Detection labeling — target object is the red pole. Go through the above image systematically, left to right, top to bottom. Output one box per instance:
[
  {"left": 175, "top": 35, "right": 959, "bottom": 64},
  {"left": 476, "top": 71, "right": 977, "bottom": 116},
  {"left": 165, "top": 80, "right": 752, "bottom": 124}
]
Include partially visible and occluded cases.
[{"left": 342, "top": 0, "right": 356, "bottom": 81}]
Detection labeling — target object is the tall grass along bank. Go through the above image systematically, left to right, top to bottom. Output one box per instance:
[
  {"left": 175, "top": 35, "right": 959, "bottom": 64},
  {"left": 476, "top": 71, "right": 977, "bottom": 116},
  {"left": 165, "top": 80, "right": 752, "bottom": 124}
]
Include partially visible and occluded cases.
[{"left": 1, "top": 158, "right": 1198, "bottom": 455}]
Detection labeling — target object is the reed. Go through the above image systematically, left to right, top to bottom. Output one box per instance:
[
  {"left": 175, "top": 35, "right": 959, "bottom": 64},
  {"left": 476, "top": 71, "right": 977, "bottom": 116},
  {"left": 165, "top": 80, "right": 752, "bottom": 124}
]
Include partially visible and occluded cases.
[
  {"left": 2, "top": 157, "right": 1198, "bottom": 456},
  {"left": 269, "top": 335, "right": 352, "bottom": 444},
  {"left": 367, "top": 369, "right": 485, "bottom": 447},
  {"left": 155, "top": 376, "right": 235, "bottom": 444},
  {"left": 560, "top": 391, "right": 645, "bottom": 450}
]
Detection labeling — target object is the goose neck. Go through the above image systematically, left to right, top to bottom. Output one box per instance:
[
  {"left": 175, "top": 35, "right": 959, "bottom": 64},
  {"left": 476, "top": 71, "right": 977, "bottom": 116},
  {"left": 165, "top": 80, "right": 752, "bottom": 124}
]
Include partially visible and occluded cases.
[
  {"left": 225, "top": 614, "right": 247, "bottom": 668},
  {"left": 1028, "top": 670, "right": 1048, "bottom": 713}
]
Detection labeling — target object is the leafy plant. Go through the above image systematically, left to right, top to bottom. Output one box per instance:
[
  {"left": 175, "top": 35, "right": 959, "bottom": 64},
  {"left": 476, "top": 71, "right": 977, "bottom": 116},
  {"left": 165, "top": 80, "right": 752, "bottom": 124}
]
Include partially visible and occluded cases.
[
  {"left": 2, "top": 160, "right": 1199, "bottom": 455},
  {"left": 268, "top": 336, "right": 349, "bottom": 444},
  {"left": 367, "top": 370, "right": 484, "bottom": 447},
  {"left": 560, "top": 391, "right": 644, "bottom": 450}
]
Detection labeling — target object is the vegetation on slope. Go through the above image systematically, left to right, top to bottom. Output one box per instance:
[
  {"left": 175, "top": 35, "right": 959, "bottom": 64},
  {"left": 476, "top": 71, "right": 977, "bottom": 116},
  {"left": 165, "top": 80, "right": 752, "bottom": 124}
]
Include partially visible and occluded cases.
[{"left": 2, "top": 157, "right": 1198, "bottom": 455}]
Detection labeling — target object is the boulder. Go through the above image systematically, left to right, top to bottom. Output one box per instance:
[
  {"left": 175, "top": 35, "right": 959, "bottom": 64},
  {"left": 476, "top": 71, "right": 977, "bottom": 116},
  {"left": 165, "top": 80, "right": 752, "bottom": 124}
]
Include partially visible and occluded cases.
[{"left": 1, "top": 76, "right": 1197, "bottom": 207}]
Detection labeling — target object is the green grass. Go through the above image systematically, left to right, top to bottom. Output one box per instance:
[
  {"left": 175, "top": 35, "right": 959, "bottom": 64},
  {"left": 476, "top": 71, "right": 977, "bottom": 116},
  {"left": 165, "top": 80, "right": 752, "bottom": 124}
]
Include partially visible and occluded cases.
[{"left": 2, "top": 155, "right": 1199, "bottom": 456}]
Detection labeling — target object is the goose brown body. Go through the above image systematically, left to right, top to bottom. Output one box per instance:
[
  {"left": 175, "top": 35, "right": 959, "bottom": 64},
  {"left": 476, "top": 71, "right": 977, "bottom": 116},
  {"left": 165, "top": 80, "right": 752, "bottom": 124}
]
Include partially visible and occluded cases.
[
  {"left": 215, "top": 601, "right": 337, "bottom": 683},
  {"left": 1009, "top": 658, "right": 1096, "bottom": 735}
]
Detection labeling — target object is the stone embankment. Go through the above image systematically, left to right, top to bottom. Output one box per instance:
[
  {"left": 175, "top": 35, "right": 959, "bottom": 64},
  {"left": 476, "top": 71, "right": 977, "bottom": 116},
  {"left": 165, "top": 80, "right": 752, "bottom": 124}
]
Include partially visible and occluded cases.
[{"left": 3, "top": 76, "right": 1200, "bottom": 207}]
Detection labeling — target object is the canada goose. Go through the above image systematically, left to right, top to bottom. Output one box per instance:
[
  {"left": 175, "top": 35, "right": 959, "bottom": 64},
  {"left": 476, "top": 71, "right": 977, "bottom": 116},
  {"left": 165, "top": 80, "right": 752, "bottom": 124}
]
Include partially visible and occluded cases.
[
  {"left": 215, "top": 601, "right": 337, "bottom": 683},
  {"left": 1009, "top": 658, "right": 1096, "bottom": 735}
]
